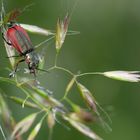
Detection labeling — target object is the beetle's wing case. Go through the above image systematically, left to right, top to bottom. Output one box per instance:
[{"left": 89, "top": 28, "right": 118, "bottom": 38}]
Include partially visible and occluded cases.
[{"left": 6, "top": 24, "right": 33, "bottom": 55}]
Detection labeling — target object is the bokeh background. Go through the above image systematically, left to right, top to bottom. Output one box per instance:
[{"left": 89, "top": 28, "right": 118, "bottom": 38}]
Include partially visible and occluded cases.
[{"left": 1, "top": 0, "right": 140, "bottom": 140}]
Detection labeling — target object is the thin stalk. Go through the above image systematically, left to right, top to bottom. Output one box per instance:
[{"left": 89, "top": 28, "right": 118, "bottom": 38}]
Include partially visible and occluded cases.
[
  {"left": 67, "top": 30, "right": 80, "bottom": 36},
  {"left": 35, "top": 36, "right": 55, "bottom": 49},
  {"left": 54, "top": 53, "right": 59, "bottom": 66},
  {"left": 47, "top": 65, "right": 75, "bottom": 77},
  {"left": 47, "top": 66, "right": 56, "bottom": 72},
  {"left": 48, "top": 66, "right": 103, "bottom": 79},
  {"left": 55, "top": 66, "right": 74, "bottom": 76},
  {"left": 76, "top": 72, "right": 103, "bottom": 77},
  {"left": 62, "top": 76, "right": 77, "bottom": 99},
  {"left": 22, "top": 95, "right": 30, "bottom": 108},
  {"left": 64, "top": 97, "right": 79, "bottom": 112},
  {"left": 41, "top": 111, "right": 49, "bottom": 122},
  {"left": 0, "top": 124, "right": 6, "bottom": 140},
  {"left": 48, "top": 128, "right": 53, "bottom": 140}
]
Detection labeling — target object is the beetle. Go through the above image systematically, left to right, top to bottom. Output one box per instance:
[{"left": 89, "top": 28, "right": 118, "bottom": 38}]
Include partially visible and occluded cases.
[
  {"left": 1, "top": 7, "right": 52, "bottom": 77},
  {"left": 2, "top": 21, "right": 40, "bottom": 77}
]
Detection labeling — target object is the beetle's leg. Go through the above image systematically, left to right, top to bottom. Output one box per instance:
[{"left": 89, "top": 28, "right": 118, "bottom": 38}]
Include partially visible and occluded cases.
[
  {"left": 2, "top": 32, "right": 12, "bottom": 46},
  {"left": 6, "top": 55, "right": 20, "bottom": 58},
  {"left": 9, "top": 58, "right": 25, "bottom": 77},
  {"left": 14, "top": 59, "right": 25, "bottom": 72},
  {"left": 28, "top": 64, "right": 36, "bottom": 77},
  {"left": 33, "top": 70, "right": 36, "bottom": 77}
]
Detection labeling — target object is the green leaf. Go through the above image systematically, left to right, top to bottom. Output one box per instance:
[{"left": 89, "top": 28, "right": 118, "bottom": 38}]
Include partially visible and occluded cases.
[
  {"left": 0, "top": 77, "right": 16, "bottom": 85},
  {"left": 65, "top": 77, "right": 75, "bottom": 94},
  {"left": 30, "top": 86, "right": 65, "bottom": 108},
  {"left": 30, "top": 86, "right": 49, "bottom": 100},
  {"left": 0, "top": 92, "right": 14, "bottom": 134},
  {"left": 0, "top": 93, "right": 11, "bottom": 121},
  {"left": 9, "top": 96, "right": 39, "bottom": 109},
  {"left": 28, "top": 112, "right": 48, "bottom": 140},
  {"left": 11, "top": 113, "right": 37, "bottom": 139},
  {"left": 64, "top": 116, "right": 103, "bottom": 140},
  {"left": 27, "top": 121, "right": 42, "bottom": 140}
]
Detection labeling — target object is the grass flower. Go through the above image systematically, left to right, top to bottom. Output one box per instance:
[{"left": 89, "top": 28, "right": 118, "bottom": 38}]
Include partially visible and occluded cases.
[{"left": 103, "top": 71, "right": 140, "bottom": 82}]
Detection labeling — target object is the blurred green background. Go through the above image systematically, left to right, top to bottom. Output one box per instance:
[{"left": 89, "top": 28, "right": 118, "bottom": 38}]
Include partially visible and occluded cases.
[{"left": 1, "top": 0, "right": 140, "bottom": 140}]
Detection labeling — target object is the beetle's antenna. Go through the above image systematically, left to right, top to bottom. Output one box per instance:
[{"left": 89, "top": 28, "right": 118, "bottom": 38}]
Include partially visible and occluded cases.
[
  {"left": 5, "top": 3, "right": 35, "bottom": 22},
  {"left": 21, "top": 3, "right": 35, "bottom": 14}
]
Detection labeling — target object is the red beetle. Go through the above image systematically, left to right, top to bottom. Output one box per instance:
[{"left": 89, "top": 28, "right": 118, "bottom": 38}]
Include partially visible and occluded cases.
[{"left": 2, "top": 21, "right": 40, "bottom": 77}]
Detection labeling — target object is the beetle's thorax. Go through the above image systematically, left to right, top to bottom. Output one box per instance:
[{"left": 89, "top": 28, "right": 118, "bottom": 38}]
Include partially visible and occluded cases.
[{"left": 25, "top": 52, "right": 39, "bottom": 73}]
